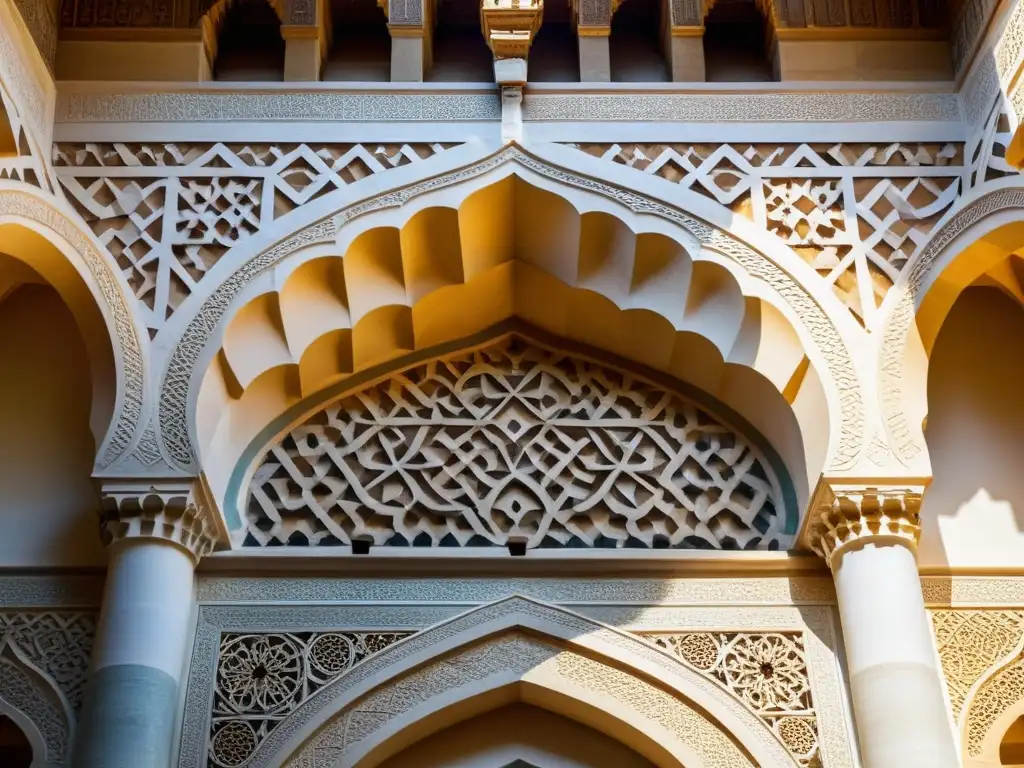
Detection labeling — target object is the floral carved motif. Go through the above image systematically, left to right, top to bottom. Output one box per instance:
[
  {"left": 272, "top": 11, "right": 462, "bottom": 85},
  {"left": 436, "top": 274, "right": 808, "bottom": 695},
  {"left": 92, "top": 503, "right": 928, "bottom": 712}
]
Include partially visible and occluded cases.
[
  {"left": 54, "top": 142, "right": 457, "bottom": 333},
  {"left": 566, "top": 142, "right": 963, "bottom": 326},
  {"left": 245, "top": 337, "right": 787, "bottom": 550},
  {"left": 208, "top": 631, "right": 409, "bottom": 767},
  {"left": 649, "top": 632, "right": 819, "bottom": 766}
]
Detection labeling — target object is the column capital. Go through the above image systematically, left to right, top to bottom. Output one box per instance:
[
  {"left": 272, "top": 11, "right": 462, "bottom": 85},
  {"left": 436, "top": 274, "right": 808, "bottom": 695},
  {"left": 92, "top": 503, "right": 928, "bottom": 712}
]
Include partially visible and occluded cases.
[
  {"left": 98, "top": 479, "right": 223, "bottom": 563},
  {"left": 806, "top": 481, "right": 924, "bottom": 567}
]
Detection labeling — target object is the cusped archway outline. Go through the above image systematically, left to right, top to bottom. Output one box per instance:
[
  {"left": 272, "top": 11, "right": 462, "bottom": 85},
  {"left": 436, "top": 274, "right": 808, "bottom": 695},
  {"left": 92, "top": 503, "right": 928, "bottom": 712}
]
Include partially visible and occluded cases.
[
  {"left": 159, "top": 145, "right": 864, "bottom": 492},
  {"left": 0, "top": 181, "right": 149, "bottom": 470},
  {"left": 241, "top": 596, "right": 798, "bottom": 768}
]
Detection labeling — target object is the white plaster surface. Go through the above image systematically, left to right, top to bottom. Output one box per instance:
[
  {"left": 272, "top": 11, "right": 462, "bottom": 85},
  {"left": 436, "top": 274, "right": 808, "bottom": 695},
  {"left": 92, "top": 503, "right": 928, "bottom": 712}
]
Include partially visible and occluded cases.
[{"left": 92, "top": 541, "right": 195, "bottom": 681}]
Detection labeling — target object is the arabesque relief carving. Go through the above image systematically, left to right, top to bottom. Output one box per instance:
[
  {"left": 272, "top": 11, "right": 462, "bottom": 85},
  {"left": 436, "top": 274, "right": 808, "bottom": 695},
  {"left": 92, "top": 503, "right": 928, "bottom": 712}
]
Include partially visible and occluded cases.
[
  {"left": 246, "top": 337, "right": 787, "bottom": 550},
  {"left": 209, "top": 631, "right": 409, "bottom": 767},
  {"left": 648, "top": 632, "right": 819, "bottom": 766}
]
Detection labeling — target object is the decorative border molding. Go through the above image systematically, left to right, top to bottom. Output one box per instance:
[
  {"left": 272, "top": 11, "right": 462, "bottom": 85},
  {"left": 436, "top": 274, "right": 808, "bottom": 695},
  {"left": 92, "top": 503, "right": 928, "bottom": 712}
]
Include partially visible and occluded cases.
[
  {"left": 51, "top": 88, "right": 963, "bottom": 125},
  {"left": 55, "top": 92, "right": 502, "bottom": 124},
  {"left": 523, "top": 92, "right": 962, "bottom": 123},
  {"left": 159, "top": 145, "right": 864, "bottom": 476},
  {"left": 0, "top": 575, "right": 105, "bottom": 608},
  {"left": 194, "top": 575, "right": 838, "bottom": 604},
  {"left": 922, "top": 576, "right": 1024, "bottom": 607}
]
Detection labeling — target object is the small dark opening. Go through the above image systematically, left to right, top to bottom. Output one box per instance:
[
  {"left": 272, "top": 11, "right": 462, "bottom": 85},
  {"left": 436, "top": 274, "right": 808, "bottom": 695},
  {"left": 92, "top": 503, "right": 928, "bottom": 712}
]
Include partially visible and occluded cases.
[
  {"left": 214, "top": 0, "right": 286, "bottom": 81},
  {"left": 324, "top": 0, "right": 391, "bottom": 80},
  {"left": 429, "top": 0, "right": 494, "bottom": 81},
  {"left": 610, "top": 0, "right": 668, "bottom": 82},
  {"left": 702, "top": 0, "right": 773, "bottom": 82},
  {"left": 528, "top": 2, "right": 579, "bottom": 81},
  {"left": 352, "top": 538, "right": 372, "bottom": 555},
  {"left": 508, "top": 539, "right": 527, "bottom": 556},
  {"left": 760, "top": 662, "right": 775, "bottom": 678},
  {"left": 252, "top": 663, "right": 268, "bottom": 679},
  {"left": 0, "top": 715, "right": 33, "bottom": 768}
]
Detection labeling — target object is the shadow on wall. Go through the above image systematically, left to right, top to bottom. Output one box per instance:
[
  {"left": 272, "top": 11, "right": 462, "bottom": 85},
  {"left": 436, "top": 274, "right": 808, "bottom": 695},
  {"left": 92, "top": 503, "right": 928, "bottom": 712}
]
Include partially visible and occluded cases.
[
  {"left": 0, "top": 280, "right": 104, "bottom": 567},
  {"left": 919, "top": 286, "right": 1024, "bottom": 570}
]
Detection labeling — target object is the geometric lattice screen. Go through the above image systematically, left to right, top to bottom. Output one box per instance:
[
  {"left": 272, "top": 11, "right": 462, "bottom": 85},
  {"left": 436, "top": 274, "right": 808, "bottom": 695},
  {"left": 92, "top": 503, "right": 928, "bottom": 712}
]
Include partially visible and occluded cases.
[{"left": 244, "top": 337, "right": 788, "bottom": 550}]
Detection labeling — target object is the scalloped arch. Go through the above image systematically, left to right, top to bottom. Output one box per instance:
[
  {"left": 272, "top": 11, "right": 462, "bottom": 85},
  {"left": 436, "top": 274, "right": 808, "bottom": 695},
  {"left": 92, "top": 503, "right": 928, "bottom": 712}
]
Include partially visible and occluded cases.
[
  {"left": 161, "top": 147, "right": 862, "bottom": 515},
  {"left": 194, "top": 180, "right": 827, "bottom": 535},
  {"left": 0, "top": 184, "right": 149, "bottom": 470},
  {"left": 241, "top": 597, "right": 797, "bottom": 768}
]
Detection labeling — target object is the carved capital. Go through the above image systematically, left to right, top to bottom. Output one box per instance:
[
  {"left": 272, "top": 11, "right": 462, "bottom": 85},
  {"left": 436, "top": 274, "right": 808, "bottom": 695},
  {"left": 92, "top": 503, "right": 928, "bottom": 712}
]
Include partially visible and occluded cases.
[
  {"left": 481, "top": 0, "right": 544, "bottom": 59},
  {"left": 99, "top": 480, "right": 222, "bottom": 562},
  {"left": 806, "top": 483, "right": 923, "bottom": 566}
]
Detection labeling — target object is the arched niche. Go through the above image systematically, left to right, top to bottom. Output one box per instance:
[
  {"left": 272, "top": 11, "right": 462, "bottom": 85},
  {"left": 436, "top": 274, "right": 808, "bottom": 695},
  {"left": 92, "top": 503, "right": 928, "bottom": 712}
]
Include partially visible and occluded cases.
[
  {"left": 183, "top": 166, "right": 847, "bottom": 537},
  {"left": 879, "top": 182, "right": 1024, "bottom": 564},
  {"left": 0, "top": 184, "right": 148, "bottom": 471},
  {"left": 918, "top": 286, "right": 1024, "bottom": 570},
  {"left": 227, "top": 597, "right": 798, "bottom": 768}
]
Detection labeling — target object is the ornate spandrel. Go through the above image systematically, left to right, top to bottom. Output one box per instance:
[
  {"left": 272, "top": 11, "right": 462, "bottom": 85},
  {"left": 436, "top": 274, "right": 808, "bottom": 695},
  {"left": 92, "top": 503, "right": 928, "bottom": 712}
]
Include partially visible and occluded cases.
[{"left": 244, "top": 336, "right": 789, "bottom": 550}]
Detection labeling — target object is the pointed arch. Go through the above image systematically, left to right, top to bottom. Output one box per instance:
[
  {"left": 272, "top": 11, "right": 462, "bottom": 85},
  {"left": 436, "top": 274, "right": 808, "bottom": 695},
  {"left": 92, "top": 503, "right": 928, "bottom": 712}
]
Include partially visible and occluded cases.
[
  {"left": 0, "top": 183, "right": 149, "bottom": 470},
  {"left": 238, "top": 597, "right": 798, "bottom": 768}
]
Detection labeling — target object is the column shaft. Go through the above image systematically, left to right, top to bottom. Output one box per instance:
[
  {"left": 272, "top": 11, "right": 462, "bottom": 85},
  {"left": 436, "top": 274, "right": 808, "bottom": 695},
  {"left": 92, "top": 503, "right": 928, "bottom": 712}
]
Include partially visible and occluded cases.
[
  {"left": 833, "top": 540, "right": 958, "bottom": 768},
  {"left": 73, "top": 541, "right": 195, "bottom": 768}
]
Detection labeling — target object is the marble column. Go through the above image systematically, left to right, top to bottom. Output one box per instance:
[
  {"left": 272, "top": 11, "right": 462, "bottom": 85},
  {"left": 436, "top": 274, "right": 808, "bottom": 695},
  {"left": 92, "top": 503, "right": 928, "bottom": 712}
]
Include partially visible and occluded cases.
[
  {"left": 809, "top": 485, "right": 958, "bottom": 768},
  {"left": 72, "top": 488, "right": 216, "bottom": 768}
]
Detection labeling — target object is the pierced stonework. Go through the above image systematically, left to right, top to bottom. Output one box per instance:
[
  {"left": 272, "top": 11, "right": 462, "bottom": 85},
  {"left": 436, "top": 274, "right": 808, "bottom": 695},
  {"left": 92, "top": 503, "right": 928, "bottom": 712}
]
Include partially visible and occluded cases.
[
  {"left": 0, "top": 80, "right": 45, "bottom": 190},
  {"left": 53, "top": 142, "right": 457, "bottom": 332},
  {"left": 565, "top": 142, "right": 962, "bottom": 325},
  {"left": 245, "top": 337, "right": 787, "bottom": 550},
  {"left": 208, "top": 631, "right": 409, "bottom": 767},
  {"left": 649, "top": 632, "right": 819, "bottom": 766}
]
